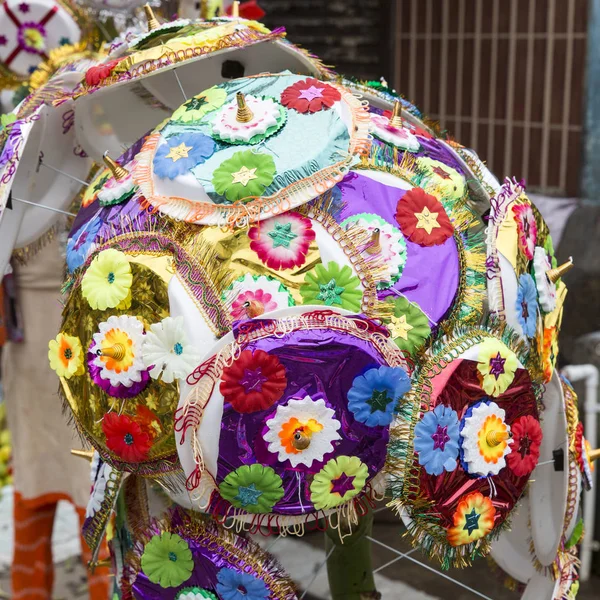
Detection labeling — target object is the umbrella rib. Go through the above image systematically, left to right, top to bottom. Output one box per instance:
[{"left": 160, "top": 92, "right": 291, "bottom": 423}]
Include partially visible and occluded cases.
[
  {"left": 173, "top": 69, "right": 188, "bottom": 102},
  {"left": 38, "top": 158, "right": 90, "bottom": 187},
  {"left": 11, "top": 196, "right": 77, "bottom": 218}
]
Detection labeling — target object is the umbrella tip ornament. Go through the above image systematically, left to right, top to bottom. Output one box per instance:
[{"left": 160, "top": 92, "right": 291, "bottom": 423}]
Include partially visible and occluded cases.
[
  {"left": 232, "top": 1, "right": 240, "bottom": 17},
  {"left": 144, "top": 4, "right": 160, "bottom": 31},
  {"left": 236, "top": 92, "right": 254, "bottom": 123},
  {"left": 389, "top": 100, "right": 403, "bottom": 128},
  {"left": 103, "top": 153, "right": 130, "bottom": 181},
  {"left": 365, "top": 228, "right": 382, "bottom": 255},
  {"left": 547, "top": 257, "right": 574, "bottom": 283},
  {"left": 486, "top": 429, "right": 511, "bottom": 447},
  {"left": 589, "top": 447, "right": 600, "bottom": 463},
  {"left": 71, "top": 449, "right": 95, "bottom": 462},
  {"left": 88, "top": 558, "right": 111, "bottom": 574}
]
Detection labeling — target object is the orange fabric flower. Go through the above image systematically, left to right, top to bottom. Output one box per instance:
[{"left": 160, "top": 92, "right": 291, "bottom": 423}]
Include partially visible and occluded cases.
[
  {"left": 278, "top": 417, "right": 324, "bottom": 454},
  {"left": 447, "top": 492, "right": 495, "bottom": 547}
]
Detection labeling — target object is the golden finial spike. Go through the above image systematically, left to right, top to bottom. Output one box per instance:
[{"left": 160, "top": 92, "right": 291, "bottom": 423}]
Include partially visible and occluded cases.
[
  {"left": 232, "top": 1, "right": 240, "bottom": 17},
  {"left": 144, "top": 4, "right": 160, "bottom": 31},
  {"left": 236, "top": 92, "right": 254, "bottom": 123},
  {"left": 389, "top": 100, "right": 403, "bottom": 128},
  {"left": 103, "top": 153, "right": 129, "bottom": 181},
  {"left": 365, "top": 228, "right": 382, "bottom": 255},
  {"left": 547, "top": 257, "right": 574, "bottom": 283},
  {"left": 244, "top": 300, "right": 264, "bottom": 318},
  {"left": 98, "top": 343, "right": 126, "bottom": 362},
  {"left": 486, "top": 430, "right": 510, "bottom": 447},
  {"left": 588, "top": 448, "right": 600, "bottom": 463},
  {"left": 71, "top": 449, "right": 95, "bottom": 462},
  {"left": 88, "top": 558, "right": 111, "bottom": 574}
]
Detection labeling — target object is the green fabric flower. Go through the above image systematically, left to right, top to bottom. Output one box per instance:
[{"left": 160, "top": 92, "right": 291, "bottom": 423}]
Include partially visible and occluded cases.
[
  {"left": 172, "top": 86, "right": 227, "bottom": 124},
  {"left": 212, "top": 150, "right": 276, "bottom": 202},
  {"left": 543, "top": 234, "right": 558, "bottom": 269},
  {"left": 300, "top": 262, "right": 362, "bottom": 311},
  {"left": 383, "top": 295, "right": 431, "bottom": 355},
  {"left": 310, "top": 455, "right": 369, "bottom": 510},
  {"left": 219, "top": 464, "right": 284, "bottom": 513},
  {"left": 141, "top": 532, "right": 194, "bottom": 588},
  {"left": 176, "top": 587, "right": 218, "bottom": 600}
]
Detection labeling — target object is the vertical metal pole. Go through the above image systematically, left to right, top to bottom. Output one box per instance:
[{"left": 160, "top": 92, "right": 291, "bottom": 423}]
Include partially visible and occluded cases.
[{"left": 581, "top": 0, "right": 600, "bottom": 201}]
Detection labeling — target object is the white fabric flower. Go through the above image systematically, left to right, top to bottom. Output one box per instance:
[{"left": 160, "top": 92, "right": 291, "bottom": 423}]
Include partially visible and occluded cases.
[
  {"left": 212, "top": 95, "right": 281, "bottom": 143},
  {"left": 370, "top": 114, "right": 421, "bottom": 151},
  {"left": 97, "top": 174, "right": 135, "bottom": 205},
  {"left": 533, "top": 246, "right": 557, "bottom": 313},
  {"left": 223, "top": 274, "right": 294, "bottom": 320},
  {"left": 92, "top": 315, "right": 146, "bottom": 387},
  {"left": 142, "top": 316, "right": 202, "bottom": 384},
  {"left": 264, "top": 397, "right": 342, "bottom": 468},
  {"left": 460, "top": 401, "right": 513, "bottom": 477},
  {"left": 89, "top": 451, "right": 100, "bottom": 484},
  {"left": 85, "top": 461, "right": 114, "bottom": 519}
]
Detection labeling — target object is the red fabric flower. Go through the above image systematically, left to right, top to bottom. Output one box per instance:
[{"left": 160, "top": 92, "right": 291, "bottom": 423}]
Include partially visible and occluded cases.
[
  {"left": 226, "top": 0, "right": 265, "bottom": 19},
  {"left": 85, "top": 59, "right": 122, "bottom": 87},
  {"left": 281, "top": 78, "right": 341, "bottom": 114},
  {"left": 382, "top": 111, "right": 433, "bottom": 139},
  {"left": 395, "top": 188, "right": 454, "bottom": 246},
  {"left": 220, "top": 349, "right": 287, "bottom": 413},
  {"left": 134, "top": 405, "right": 161, "bottom": 440},
  {"left": 102, "top": 412, "right": 152, "bottom": 462},
  {"left": 506, "top": 415, "right": 542, "bottom": 476}
]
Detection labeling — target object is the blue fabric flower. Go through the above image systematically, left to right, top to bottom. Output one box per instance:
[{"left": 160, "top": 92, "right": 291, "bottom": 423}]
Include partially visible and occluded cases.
[
  {"left": 153, "top": 132, "right": 215, "bottom": 180},
  {"left": 66, "top": 216, "right": 102, "bottom": 273},
  {"left": 516, "top": 273, "right": 538, "bottom": 337},
  {"left": 347, "top": 366, "right": 411, "bottom": 427},
  {"left": 413, "top": 404, "right": 460, "bottom": 476},
  {"left": 216, "top": 568, "right": 268, "bottom": 600}
]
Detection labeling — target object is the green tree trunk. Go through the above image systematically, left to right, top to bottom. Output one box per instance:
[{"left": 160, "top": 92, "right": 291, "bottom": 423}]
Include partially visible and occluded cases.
[{"left": 325, "top": 508, "right": 380, "bottom": 600}]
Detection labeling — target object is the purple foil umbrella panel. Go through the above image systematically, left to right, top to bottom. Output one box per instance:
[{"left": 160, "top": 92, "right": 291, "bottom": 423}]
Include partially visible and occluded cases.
[{"left": 126, "top": 508, "right": 298, "bottom": 600}]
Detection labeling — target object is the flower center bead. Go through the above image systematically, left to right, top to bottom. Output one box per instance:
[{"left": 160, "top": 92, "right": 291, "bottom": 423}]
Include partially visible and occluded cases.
[
  {"left": 268, "top": 222, "right": 297, "bottom": 248},
  {"left": 107, "top": 272, "right": 115, "bottom": 284},
  {"left": 317, "top": 279, "right": 345, "bottom": 306},
  {"left": 521, "top": 299, "right": 529, "bottom": 319},
  {"left": 173, "top": 342, "right": 183, "bottom": 355},
  {"left": 64, "top": 348, "right": 73, "bottom": 360},
  {"left": 488, "top": 352, "right": 506, "bottom": 380},
  {"left": 239, "top": 367, "right": 268, "bottom": 394},
  {"left": 367, "top": 389, "right": 391, "bottom": 414},
  {"left": 431, "top": 424, "right": 450, "bottom": 451},
  {"left": 124, "top": 433, "right": 134, "bottom": 445},
  {"left": 519, "top": 435, "right": 532, "bottom": 458},
  {"left": 330, "top": 473, "right": 356, "bottom": 496},
  {"left": 234, "top": 483, "right": 263, "bottom": 507},
  {"left": 462, "top": 508, "right": 481, "bottom": 536},
  {"left": 168, "top": 552, "right": 178, "bottom": 562},
  {"left": 237, "top": 585, "right": 248, "bottom": 595}
]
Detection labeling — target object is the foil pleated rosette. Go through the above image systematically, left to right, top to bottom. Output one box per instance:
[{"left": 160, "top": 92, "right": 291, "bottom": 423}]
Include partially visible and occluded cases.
[
  {"left": 175, "top": 307, "right": 411, "bottom": 533},
  {"left": 386, "top": 326, "right": 544, "bottom": 569},
  {"left": 122, "top": 507, "right": 298, "bottom": 599}
]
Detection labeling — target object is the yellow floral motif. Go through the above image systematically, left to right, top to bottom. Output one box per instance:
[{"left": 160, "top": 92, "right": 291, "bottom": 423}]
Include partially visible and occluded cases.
[
  {"left": 166, "top": 143, "right": 192, "bottom": 162},
  {"left": 414, "top": 206, "right": 441, "bottom": 235},
  {"left": 81, "top": 249, "right": 132, "bottom": 311},
  {"left": 388, "top": 314, "right": 414, "bottom": 341},
  {"left": 48, "top": 333, "right": 84, "bottom": 379},
  {"left": 476, "top": 339, "right": 519, "bottom": 397}
]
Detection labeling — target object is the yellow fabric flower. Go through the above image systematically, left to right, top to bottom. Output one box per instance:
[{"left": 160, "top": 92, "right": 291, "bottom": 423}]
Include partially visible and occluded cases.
[
  {"left": 81, "top": 249, "right": 132, "bottom": 311},
  {"left": 48, "top": 333, "right": 84, "bottom": 379},
  {"left": 476, "top": 339, "right": 519, "bottom": 397}
]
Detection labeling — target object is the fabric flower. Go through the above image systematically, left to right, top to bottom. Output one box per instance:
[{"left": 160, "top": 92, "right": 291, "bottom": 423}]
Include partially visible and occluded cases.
[
  {"left": 85, "top": 59, "right": 122, "bottom": 87},
  {"left": 281, "top": 78, "right": 341, "bottom": 113},
  {"left": 171, "top": 86, "right": 227, "bottom": 123},
  {"left": 211, "top": 95, "right": 286, "bottom": 144},
  {"left": 370, "top": 114, "right": 421, "bottom": 151},
  {"left": 153, "top": 133, "right": 215, "bottom": 180},
  {"left": 212, "top": 150, "right": 276, "bottom": 202},
  {"left": 416, "top": 157, "right": 465, "bottom": 198},
  {"left": 82, "top": 169, "right": 110, "bottom": 208},
  {"left": 98, "top": 173, "right": 136, "bottom": 207},
  {"left": 395, "top": 188, "right": 454, "bottom": 247},
  {"left": 512, "top": 203, "right": 537, "bottom": 260},
  {"left": 249, "top": 212, "right": 316, "bottom": 270},
  {"left": 341, "top": 213, "right": 406, "bottom": 288},
  {"left": 66, "top": 217, "right": 102, "bottom": 273},
  {"left": 543, "top": 235, "right": 558, "bottom": 269},
  {"left": 533, "top": 246, "right": 557, "bottom": 312},
  {"left": 81, "top": 249, "right": 132, "bottom": 311},
  {"left": 299, "top": 262, "right": 362, "bottom": 311},
  {"left": 224, "top": 274, "right": 294, "bottom": 320},
  {"left": 516, "top": 274, "right": 538, "bottom": 338},
  {"left": 383, "top": 296, "right": 431, "bottom": 354},
  {"left": 91, "top": 315, "right": 146, "bottom": 390},
  {"left": 142, "top": 316, "right": 201, "bottom": 384},
  {"left": 542, "top": 326, "right": 558, "bottom": 383},
  {"left": 48, "top": 332, "right": 84, "bottom": 379},
  {"left": 476, "top": 339, "right": 519, "bottom": 397},
  {"left": 220, "top": 350, "right": 287, "bottom": 413},
  {"left": 347, "top": 366, "right": 411, "bottom": 427},
  {"left": 263, "top": 397, "right": 342, "bottom": 468},
  {"left": 460, "top": 400, "right": 512, "bottom": 477},
  {"left": 134, "top": 404, "right": 162, "bottom": 441},
  {"left": 413, "top": 404, "right": 460, "bottom": 476},
  {"left": 102, "top": 412, "right": 152, "bottom": 463},
  {"left": 506, "top": 415, "right": 542, "bottom": 476},
  {"left": 575, "top": 423, "right": 594, "bottom": 491},
  {"left": 310, "top": 455, "right": 369, "bottom": 510},
  {"left": 85, "top": 462, "right": 113, "bottom": 519},
  {"left": 218, "top": 464, "right": 284, "bottom": 513},
  {"left": 447, "top": 492, "right": 496, "bottom": 547},
  {"left": 141, "top": 532, "right": 193, "bottom": 588},
  {"left": 216, "top": 568, "right": 268, "bottom": 600},
  {"left": 176, "top": 588, "right": 217, "bottom": 600}
]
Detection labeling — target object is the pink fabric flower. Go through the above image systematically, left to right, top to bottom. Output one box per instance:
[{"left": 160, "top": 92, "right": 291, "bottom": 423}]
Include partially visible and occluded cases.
[
  {"left": 512, "top": 204, "right": 537, "bottom": 260},
  {"left": 249, "top": 212, "right": 315, "bottom": 270},
  {"left": 230, "top": 289, "right": 278, "bottom": 320}
]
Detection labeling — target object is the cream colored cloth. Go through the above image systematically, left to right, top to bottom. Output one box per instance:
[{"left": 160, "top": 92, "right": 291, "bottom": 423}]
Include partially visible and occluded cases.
[{"left": 2, "top": 237, "right": 90, "bottom": 506}]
